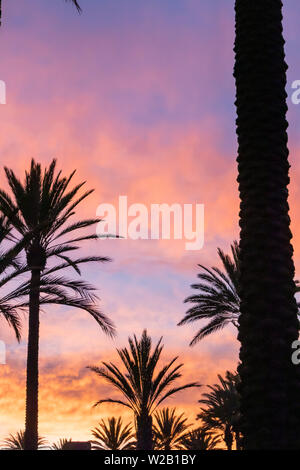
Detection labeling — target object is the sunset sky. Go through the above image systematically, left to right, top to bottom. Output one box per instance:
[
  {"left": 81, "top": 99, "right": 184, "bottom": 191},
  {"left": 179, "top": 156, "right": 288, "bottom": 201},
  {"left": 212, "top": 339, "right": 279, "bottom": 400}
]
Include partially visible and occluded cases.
[{"left": 1, "top": 0, "right": 300, "bottom": 445}]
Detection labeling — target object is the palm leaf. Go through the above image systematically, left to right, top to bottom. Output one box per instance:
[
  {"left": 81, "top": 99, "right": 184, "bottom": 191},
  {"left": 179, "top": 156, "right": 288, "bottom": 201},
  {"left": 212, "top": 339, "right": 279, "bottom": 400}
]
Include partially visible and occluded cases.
[{"left": 178, "top": 241, "right": 241, "bottom": 344}]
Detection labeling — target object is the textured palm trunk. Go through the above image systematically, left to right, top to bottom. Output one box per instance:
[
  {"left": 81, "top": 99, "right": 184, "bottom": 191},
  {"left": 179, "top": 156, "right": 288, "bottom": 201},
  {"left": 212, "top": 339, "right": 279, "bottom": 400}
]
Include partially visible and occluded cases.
[
  {"left": 234, "top": 0, "right": 300, "bottom": 449},
  {"left": 24, "top": 268, "right": 41, "bottom": 451},
  {"left": 136, "top": 413, "right": 153, "bottom": 450}
]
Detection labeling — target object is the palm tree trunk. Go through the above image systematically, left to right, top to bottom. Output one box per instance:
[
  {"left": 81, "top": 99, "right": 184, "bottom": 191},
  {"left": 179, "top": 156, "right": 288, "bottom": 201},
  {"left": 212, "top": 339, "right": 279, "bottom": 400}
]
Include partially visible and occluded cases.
[
  {"left": 0, "top": 0, "right": 2, "bottom": 27},
  {"left": 234, "top": 0, "right": 300, "bottom": 449},
  {"left": 24, "top": 268, "right": 41, "bottom": 451},
  {"left": 136, "top": 413, "right": 153, "bottom": 450},
  {"left": 224, "top": 424, "right": 233, "bottom": 451},
  {"left": 235, "top": 431, "right": 242, "bottom": 451}
]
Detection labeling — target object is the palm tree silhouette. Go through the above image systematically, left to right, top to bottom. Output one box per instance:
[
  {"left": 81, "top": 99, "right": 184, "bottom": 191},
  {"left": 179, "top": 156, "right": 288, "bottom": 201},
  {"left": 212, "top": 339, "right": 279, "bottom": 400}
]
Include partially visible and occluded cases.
[
  {"left": 0, "top": 0, "right": 81, "bottom": 27},
  {"left": 233, "top": 1, "right": 300, "bottom": 448},
  {"left": 0, "top": 159, "right": 115, "bottom": 450},
  {"left": 179, "top": 241, "right": 240, "bottom": 344},
  {"left": 179, "top": 241, "right": 300, "bottom": 346},
  {"left": 88, "top": 330, "right": 200, "bottom": 450},
  {"left": 197, "top": 371, "right": 241, "bottom": 450},
  {"left": 153, "top": 407, "right": 189, "bottom": 450},
  {"left": 91, "top": 417, "right": 135, "bottom": 450},
  {"left": 180, "top": 428, "right": 221, "bottom": 451},
  {"left": 2, "top": 430, "right": 47, "bottom": 450},
  {"left": 51, "top": 438, "right": 72, "bottom": 450}
]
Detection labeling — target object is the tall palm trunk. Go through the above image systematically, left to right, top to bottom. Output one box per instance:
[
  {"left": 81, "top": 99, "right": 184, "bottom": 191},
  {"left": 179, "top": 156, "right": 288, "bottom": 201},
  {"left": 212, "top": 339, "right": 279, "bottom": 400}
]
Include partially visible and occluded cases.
[
  {"left": 0, "top": 0, "right": 2, "bottom": 27},
  {"left": 234, "top": 0, "right": 300, "bottom": 449},
  {"left": 24, "top": 268, "right": 41, "bottom": 451},
  {"left": 136, "top": 413, "right": 153, "bottom": 450}
]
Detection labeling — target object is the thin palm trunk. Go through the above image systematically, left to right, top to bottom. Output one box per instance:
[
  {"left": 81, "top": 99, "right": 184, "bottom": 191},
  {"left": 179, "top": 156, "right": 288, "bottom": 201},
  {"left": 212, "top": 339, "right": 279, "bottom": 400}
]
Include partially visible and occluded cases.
[
  {"left": 234, "top": 0, "right": 300, "bottom": 448},
  {"left": 24, "top": 268, "right": 41, "bottom": 451},
  {"left": 136, "top": 413, "right": 153, "bottom": 451},
  {"left": 224, "top": 424, "right": 233, "bottom": 451},
  {"left": 235, "top": 431, "right": 242, "bottom": 451}
]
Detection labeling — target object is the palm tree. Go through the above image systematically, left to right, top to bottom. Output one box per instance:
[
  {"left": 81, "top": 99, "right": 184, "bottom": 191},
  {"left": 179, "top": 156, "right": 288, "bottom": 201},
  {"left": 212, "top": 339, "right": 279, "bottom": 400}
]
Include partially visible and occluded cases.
[
  {"left": 0, "top": 0, "right": 81, "bottom": 27},
  {"left": 233, "top": 0, "right": 300, "bottom": 449},
  {"left": 0, "top": 159, "right": 115, "bottom": 450},
  {"left": 179, "top": 241, "right": 240, "bottom": 345},
  {"left": 179, "top": 241, "right": 300, "bottom": 346},
  {"left": 88, "top": 330, "right": 200, "bottom": 450},
  {"left": 197, "top": 371, "right": 241, "bottom": 450},
  {"left": 153, "top": 407, "right": 189, "bottom": 450},
  {"left": 91, "top": 417, "right": 135, "bottom": 450},
  {"left": 180, "top": 428, "right": 221, "bottom": 451},
  {"left": 2, "top": 430, "right": 47, "bottom": 450},
  {"left": 51, "top": 438, "right": 72, "bottom": 450}
]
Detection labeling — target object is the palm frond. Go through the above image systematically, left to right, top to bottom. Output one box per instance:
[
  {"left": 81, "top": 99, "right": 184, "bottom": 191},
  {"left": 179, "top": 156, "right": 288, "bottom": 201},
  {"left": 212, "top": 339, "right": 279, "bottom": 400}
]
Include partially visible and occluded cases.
[
  {"left": 66, "top": 0, "right": 82, "bottom": 13},
  {"left": 179, "top": 241, "right": 241, "bottom": 344},
  {"left": 43, "top": 256, "right": 111, "bottom": 276},
  {"left": 38, "top": 296, "right": 115, "bottom": 337},
  {"left": 0, "top": 304, "right": 22, "bottom": 342},
  {"left": 89, "top": 330, "right": 200, "bottom": 423},
  {"left": 197, "top": 371, "right": 241, "bottom": 448},
  {"left": 155, "top": 382, "right": 201, "bottom": 410},
  {"left": 91, "top": 398, "right": 132, "bottom": 410},
  {"left": 153, "top": 408, "right": 189, "bottom": 450},
  {"left": 91, "top": 417, "right": 135, "bottom": 450},
  {"left": 180, "top": 427, "right": 221, "bottom": 450},
  {"left": 1, "top": 430, "right": 47, "bottom": 450},
  {"left": 51, "top": 438, "right": 72, "bottom": 450}
]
